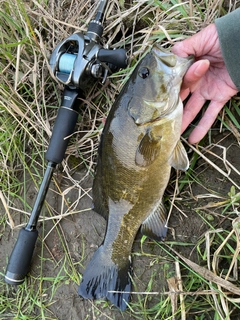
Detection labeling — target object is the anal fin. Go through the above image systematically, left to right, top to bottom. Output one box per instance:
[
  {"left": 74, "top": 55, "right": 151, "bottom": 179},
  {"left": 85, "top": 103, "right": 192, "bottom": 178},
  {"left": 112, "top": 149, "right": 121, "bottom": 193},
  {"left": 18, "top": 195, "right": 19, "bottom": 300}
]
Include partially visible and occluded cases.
[{"left": 141, "top": 201, "right": 167, "bottom": 241}]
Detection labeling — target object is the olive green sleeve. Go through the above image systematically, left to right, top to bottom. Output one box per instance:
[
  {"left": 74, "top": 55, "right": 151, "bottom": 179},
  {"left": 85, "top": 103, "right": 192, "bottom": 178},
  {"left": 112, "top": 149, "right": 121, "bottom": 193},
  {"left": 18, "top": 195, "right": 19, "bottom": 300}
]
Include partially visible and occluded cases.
[{"left": 215, "top": 9, "right": 240, "bottom": 91}]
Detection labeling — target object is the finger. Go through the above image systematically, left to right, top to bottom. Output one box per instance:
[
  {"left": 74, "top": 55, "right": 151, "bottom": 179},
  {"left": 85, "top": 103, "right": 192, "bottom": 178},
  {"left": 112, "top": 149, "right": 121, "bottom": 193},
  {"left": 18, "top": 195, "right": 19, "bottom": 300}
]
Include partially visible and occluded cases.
[
  {"left": 172, "top": 24, "right": 218, "bottom": 57},
  {"left": 172, "top": 41, "right": 191, "bottom": 57},
  {"left": 181, "top": 60, "right": 210, "bottom": 91},
  {"left": 180, "top": 88, "right": 190, "bottom": 101},
  {"left": 181, "top": 91, "right": 206, "bottom": 133},
  {"left": 187, "top": 101, "right": 225, "bottom": 144}
]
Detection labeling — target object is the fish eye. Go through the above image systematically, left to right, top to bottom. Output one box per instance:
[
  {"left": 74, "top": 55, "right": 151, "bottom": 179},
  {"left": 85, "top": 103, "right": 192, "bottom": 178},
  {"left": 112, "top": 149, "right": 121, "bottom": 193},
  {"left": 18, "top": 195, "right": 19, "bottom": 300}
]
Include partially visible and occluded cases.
[{"left": 138, "top": 67, "right": 150, "bottom": 79}]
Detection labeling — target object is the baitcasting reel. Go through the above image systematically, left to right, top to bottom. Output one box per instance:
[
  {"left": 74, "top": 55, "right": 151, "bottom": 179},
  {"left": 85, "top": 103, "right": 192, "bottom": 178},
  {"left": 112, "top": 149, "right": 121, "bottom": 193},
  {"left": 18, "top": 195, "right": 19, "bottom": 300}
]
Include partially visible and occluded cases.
[{"left": 49, "top": 6, "right": 128, "bottom": 89}]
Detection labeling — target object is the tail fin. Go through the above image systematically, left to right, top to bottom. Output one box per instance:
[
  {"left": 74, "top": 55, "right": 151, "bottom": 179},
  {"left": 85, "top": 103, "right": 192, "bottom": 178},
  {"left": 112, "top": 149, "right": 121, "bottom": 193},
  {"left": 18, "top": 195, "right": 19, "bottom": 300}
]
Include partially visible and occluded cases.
[{"left": 78, "top": 245, "right": 132, "bottom": 311}]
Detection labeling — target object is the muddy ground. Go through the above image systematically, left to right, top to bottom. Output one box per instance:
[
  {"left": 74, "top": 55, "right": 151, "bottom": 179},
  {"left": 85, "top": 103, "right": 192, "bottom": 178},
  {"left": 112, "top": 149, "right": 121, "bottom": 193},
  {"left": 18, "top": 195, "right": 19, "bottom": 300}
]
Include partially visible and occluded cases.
[{"left": 0, "top": 130, "right": 239, "bottom": 319}]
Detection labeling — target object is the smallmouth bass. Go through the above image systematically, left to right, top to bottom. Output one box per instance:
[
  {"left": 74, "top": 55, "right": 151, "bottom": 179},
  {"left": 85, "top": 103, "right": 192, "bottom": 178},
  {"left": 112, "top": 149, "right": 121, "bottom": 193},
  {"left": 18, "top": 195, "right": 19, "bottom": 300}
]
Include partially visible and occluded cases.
[{"left": 78, "top": 45, "right": 193, "bottom": 310}]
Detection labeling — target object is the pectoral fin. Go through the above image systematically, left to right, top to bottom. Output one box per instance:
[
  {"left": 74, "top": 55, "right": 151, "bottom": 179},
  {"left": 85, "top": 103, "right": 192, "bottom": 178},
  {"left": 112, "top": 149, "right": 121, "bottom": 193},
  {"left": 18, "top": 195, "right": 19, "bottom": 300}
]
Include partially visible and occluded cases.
[
  {"left": 135, "top": 129, "right": 162, "bottom": 167},
  {"left": 169, "top": 140, "right": 189, "bottom": 171},
  {"left": 141, "top": 201, "right": 167, "bottom": 241}
]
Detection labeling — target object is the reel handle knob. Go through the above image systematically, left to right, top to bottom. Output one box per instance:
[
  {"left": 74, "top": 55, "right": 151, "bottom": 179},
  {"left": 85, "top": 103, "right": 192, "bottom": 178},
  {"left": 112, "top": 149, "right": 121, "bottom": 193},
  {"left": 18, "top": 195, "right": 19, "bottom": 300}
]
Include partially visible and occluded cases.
[{"left": 98, "top": 48, "right": 128, "bottom": 68}]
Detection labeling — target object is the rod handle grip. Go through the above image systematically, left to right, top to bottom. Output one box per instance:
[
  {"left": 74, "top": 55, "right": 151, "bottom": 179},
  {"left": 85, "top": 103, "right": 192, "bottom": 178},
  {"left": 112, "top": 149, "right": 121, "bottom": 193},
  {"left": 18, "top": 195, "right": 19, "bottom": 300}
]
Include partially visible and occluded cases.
[
  {"left": 45, "top": 88, "right": 79, "bottom": 164},
  {"left": 45, "top": 106, "right": 78, "bottom": 163},
  {"left": 5, "top": 228, "right": 38, "bottom": 285}
]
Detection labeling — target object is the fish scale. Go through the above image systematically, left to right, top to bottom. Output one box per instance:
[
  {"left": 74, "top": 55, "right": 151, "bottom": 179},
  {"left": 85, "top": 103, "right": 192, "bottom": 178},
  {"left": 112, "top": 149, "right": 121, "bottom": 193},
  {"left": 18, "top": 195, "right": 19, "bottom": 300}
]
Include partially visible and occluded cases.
[{"left": 78, "top": 45, "right": 194, "bottom": 311}]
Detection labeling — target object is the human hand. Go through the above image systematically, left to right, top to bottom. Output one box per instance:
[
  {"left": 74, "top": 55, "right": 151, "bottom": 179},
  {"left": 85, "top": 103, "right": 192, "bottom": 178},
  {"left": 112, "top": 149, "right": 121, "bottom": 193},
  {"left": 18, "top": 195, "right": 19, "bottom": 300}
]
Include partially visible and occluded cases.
[{"left": 172, "top": 23, "right": 238, "bottom": 144}]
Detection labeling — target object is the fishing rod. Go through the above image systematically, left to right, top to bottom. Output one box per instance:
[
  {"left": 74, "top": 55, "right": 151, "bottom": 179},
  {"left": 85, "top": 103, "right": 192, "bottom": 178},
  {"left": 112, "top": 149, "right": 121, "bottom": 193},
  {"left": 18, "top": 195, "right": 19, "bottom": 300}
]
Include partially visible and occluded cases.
[{"left": 5, "top": 0, "right": 128, "bottom": 285}]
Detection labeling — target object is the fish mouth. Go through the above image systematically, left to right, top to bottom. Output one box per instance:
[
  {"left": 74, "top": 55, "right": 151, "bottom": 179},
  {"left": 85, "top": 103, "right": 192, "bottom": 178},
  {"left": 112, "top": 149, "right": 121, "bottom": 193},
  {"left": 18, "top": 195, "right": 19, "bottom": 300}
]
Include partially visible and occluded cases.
[
  {"left": 152, "top": 44, "right": 194, "bottom": 78},
  {"left": 175, "top": 54, "right": 194, "bottom": 77}
]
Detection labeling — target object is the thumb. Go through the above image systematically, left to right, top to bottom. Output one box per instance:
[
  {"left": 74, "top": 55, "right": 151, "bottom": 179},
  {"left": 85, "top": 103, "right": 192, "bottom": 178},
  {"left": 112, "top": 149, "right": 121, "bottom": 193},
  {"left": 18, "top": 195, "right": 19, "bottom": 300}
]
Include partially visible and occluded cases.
[{"left": 181, "top": 59, "right": 210, "bottom": 90}]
